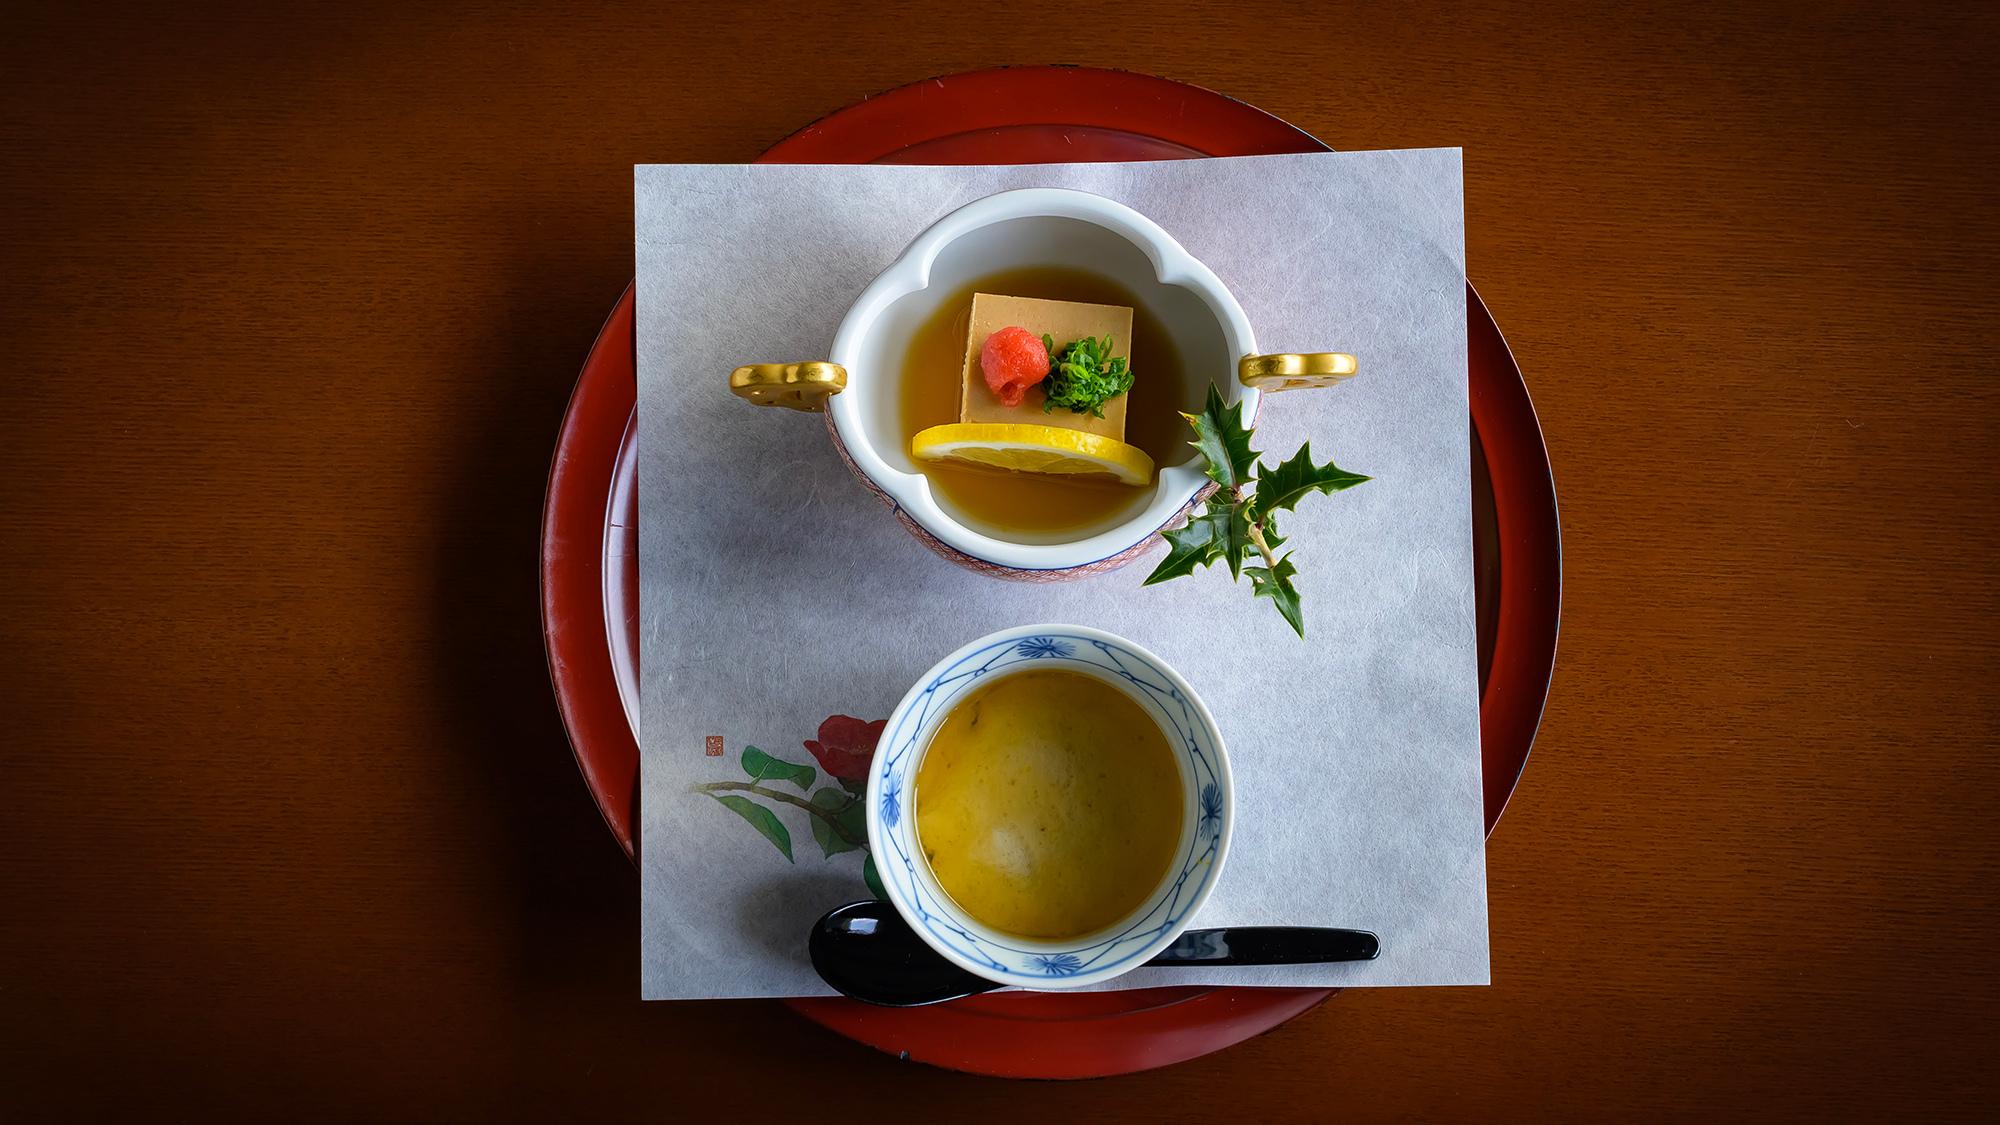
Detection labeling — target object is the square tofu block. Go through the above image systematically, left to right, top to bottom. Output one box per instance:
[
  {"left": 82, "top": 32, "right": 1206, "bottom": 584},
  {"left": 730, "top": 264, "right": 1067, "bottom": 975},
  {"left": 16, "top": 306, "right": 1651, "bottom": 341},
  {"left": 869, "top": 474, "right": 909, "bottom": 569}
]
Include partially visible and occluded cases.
[{"left": 961, "top": 293, "right": 1134, "bottom": 440}]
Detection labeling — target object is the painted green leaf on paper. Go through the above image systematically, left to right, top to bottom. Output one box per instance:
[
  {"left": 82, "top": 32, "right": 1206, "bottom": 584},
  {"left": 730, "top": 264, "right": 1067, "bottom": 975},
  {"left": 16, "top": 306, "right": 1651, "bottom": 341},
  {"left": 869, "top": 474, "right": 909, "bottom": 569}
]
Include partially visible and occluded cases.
[
  {"left": 741, "top": 745, "right": 815, "bottom": 791},
  {"left": 809, "top": 787, "right": 863, "bottom": 857},
  {"left": 708, "top": 794, "right": 793, "bottom": 862},
  {"left": 836, "top": 796, "right": 865, "bottom": 846}
]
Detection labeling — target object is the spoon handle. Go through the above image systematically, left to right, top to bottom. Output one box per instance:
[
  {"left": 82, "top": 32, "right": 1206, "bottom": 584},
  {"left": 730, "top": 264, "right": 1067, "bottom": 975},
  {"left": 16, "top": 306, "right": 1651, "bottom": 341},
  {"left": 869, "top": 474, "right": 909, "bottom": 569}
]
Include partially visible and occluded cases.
[{"left": 1148, "top": 927, "right": 1379, "bottom": 966}]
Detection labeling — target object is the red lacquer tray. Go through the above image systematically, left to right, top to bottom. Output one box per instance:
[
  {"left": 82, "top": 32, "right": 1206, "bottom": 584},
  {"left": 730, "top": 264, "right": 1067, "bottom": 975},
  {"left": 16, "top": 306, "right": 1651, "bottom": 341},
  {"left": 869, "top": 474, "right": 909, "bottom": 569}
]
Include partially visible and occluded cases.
[{"left": 541, "top": 66, "right": 1561, "bottom": 1079}]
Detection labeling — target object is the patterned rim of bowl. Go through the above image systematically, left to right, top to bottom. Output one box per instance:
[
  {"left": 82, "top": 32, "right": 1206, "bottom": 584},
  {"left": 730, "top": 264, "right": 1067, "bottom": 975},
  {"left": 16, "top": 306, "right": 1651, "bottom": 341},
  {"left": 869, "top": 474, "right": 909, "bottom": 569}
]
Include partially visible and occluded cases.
[{"left": 865, "top": 624, "right": 1233, "bottom": 990}]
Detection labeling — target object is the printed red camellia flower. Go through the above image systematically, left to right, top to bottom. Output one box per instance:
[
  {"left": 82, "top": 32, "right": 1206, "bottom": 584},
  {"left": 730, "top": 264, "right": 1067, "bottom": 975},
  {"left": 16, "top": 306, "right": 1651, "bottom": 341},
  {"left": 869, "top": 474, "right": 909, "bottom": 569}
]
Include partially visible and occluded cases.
[{"left": 803, "top": 715, "right": 885, "bottom": 781}]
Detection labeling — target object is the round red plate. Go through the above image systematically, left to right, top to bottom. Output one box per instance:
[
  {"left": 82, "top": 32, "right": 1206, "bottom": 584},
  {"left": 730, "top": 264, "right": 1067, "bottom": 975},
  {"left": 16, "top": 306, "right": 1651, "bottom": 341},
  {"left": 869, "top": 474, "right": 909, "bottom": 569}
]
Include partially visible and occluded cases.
[{"left": 540, "top": 66, "right": 1560, "bottom": 1079}]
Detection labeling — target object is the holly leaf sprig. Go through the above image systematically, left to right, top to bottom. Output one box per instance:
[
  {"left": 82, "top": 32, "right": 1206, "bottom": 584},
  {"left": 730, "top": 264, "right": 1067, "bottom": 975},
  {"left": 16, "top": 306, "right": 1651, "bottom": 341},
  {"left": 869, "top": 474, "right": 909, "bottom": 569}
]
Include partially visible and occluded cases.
[{"left": 1143, "top": 384, "right": 1370, "bottom": 637}]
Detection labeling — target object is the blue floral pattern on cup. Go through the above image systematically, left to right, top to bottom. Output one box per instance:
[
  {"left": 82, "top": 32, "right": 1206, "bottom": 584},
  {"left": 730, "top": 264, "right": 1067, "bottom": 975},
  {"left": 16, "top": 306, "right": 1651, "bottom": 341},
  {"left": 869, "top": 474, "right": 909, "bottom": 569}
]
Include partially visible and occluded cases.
[
  {"left": 867, "top": 628, "right": 1230, "bottom": 989},
  {"left": 878, "top": 773, "right": 902, "bottom": 829},
  {"left": 1198, "top": 782, "right": 1223, "bottom": 839},
  {"left": 1032, "top": 953, "right": 1085, "bottom": 976}
]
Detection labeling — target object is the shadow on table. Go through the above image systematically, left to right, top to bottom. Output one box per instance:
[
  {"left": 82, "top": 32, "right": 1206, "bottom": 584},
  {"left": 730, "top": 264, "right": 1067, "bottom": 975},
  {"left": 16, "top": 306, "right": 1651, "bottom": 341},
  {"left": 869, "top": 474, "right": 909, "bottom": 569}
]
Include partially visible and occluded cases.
[
  {"left": 417, "top": 227, "right": 989, "bottom": 1082},
  {"left": 427, "top": 235, "right": 640, "bottom": 992}
]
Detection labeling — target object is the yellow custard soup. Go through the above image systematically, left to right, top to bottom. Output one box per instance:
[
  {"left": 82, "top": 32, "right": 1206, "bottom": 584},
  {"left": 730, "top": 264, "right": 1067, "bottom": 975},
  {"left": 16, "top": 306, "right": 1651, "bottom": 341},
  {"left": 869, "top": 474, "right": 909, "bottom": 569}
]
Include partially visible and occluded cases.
[{"left": 912, "top": 669, "right": 1184, "bottom": 940}]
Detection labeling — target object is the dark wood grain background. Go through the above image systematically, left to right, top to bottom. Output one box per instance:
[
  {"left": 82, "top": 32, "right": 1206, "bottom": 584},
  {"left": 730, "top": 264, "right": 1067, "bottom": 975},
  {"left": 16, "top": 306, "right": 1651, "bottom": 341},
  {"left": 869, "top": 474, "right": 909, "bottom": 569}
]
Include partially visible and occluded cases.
[{"left": 4, "top": 0, "right": 1996, "bottom": 1119}]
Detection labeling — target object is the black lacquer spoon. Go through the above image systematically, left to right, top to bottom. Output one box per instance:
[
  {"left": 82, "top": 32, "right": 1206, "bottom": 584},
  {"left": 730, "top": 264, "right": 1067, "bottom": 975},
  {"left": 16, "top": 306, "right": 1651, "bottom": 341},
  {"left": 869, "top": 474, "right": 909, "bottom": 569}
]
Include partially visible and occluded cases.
[{"left": 809, "top": 899, "right": 1380, "bottom": 1007}]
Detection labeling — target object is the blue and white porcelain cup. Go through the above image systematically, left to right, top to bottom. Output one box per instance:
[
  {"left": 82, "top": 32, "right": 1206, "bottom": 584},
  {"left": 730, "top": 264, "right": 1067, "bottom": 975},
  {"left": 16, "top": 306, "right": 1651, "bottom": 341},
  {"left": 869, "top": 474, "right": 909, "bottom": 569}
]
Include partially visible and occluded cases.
[{"left": 865, "top": 623, "right": 1233, "bottom": 991}]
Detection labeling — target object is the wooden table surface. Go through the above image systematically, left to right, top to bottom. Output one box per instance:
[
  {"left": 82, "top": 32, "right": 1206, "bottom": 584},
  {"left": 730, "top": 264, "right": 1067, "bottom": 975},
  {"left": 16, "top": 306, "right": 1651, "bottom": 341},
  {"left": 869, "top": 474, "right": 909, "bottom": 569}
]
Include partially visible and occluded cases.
[{"left": 5, "top": 1, "right": 1996, "bottom": 1119}]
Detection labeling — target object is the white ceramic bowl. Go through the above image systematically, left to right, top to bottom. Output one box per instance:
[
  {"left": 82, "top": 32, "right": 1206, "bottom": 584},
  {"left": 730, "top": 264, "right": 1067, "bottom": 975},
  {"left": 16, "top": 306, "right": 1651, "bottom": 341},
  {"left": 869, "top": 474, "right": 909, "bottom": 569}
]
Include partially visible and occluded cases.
[
  {"left": 824, "top": 188, "right": 1260, "bottom": 577},
  {"left": 864, "top": 624, "right": 1233, "bottom": 991}
]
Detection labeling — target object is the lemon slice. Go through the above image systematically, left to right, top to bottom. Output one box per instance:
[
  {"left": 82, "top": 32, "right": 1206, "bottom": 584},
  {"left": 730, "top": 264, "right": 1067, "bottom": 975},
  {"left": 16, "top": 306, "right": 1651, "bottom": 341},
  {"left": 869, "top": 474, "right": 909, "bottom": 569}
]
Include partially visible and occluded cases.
[{"left": 911, "top": 423, "right": 1156, "bottom": 487}]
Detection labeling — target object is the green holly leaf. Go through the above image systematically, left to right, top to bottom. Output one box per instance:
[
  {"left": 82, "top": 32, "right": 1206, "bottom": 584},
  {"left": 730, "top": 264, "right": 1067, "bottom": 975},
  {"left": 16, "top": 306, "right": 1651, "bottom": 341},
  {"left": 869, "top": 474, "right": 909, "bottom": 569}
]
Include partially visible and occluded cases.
[
  {"left": 1150, "top": 383, "right": 1370, "bottom": 642},
  {"left": 1183, "top": 383, "right": 1260, "bottom": 491},
  {"left": 1254, "top": 442, "right": 1370, "bottom": 516},
  {"left": 1145, "top": 501, "right": 1254, "bottom": 584},
  {"left": 1216, "top": 501, "right": 1254, "bottom": 579},
  {"left": 1145, "top": 506, "right": 1225, "bottom": 584},
  {"left": 1260, "top": 510, "right": 1287, "bottom": 553},
  {"left": 1245, "top": 553, "right": 1305, "bottom": 638},
  {"left": 741, "top": 745, "right": 814, "bottom": 791},
  {"left": 809, "top": 787, "right": 863, "bottom": 857},
  {"left": 707, "top": 794, "right": 793, "bottom": 861},
  {"left": 863, "top": 853, "right": 887, "bottom": 901}
]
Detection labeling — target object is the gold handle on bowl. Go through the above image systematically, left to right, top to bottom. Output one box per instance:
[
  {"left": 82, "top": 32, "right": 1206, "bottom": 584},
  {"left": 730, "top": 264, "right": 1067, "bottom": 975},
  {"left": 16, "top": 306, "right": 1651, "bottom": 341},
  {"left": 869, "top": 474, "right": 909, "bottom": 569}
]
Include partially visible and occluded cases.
[
  {"left": 1238, "top": 353, "right": 1359, "bottom": 392},
  {"left": 728, "top": 362, "right": 848, "bottom": 412}
]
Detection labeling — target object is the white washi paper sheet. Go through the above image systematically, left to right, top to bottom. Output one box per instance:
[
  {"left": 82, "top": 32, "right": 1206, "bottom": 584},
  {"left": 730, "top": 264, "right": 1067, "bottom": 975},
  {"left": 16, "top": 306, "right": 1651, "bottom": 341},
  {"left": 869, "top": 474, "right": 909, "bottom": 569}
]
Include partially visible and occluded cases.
[{"left": 635, "top": 151, "right": 1486, "bottom": 999}]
